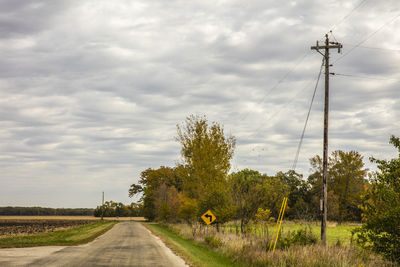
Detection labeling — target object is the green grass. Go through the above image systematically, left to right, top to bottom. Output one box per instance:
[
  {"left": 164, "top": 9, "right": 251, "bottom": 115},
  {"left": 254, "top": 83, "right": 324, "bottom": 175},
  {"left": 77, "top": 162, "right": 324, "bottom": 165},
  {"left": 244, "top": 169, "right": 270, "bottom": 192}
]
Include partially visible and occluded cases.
[
  {"left": 0, "top": 221, "right": 117, "bottom": 248},
  {"left": 223, "top": 221, "right": 358, "bottom": 245},
  {"left": 280, "top": 222, "right": 357, "bottom": 245},
  {"left": 145, "top": 223, "right": 241, "bottom": 267}
]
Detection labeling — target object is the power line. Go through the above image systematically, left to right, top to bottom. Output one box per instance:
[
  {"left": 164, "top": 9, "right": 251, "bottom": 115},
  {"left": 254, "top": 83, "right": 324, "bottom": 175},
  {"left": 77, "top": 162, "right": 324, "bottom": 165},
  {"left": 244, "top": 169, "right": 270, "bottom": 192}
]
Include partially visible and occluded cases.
[
  {"left": 330, "top": 0, "right": 369, "bottom": 32},
  {"left": 334, "top": 12, "right": 400, "bottom": 63},
  {"left": 343, "top": 43, "right": 400, "bottom": 52},
  {"left": 238, "top": 51, "right": 311, "bottom": 123},
  {"left": 292, "top": 58, "right": 324, "bottom": 171},
  {"left": 244, "top": 59, "right": 327, "bottom": 147},
  {"left": 331, "top": 72, "right": 397, "bottom": 81},
  {"left": 248, "top": 78, "right": 316, "bottom": 138}
]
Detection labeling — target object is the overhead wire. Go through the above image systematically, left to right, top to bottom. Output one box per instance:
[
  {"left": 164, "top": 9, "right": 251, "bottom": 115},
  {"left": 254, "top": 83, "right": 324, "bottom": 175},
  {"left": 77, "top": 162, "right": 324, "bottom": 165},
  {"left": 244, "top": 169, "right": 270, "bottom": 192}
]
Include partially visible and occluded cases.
[
  {"left": 329, "top": 0, "right": 369, "bottom": 32},
  {"left": 334, "top": 12, "right": 400, "bottom": 63},
  {"left": 343, "top": 43, "right": 400, "bottom": 52},
  {"left": 238, "top": 51, "right": 311, "bottom": 123},
  {"left": 244, "top": 58, "right": 327, "bottom": 159},
  {"left": 292, "top": 58, "right": 324, "bottom": 171},
  {"left": 331, "top": 72, "right": 397, "bottom": 81},
  {"left": 249, "top": 78, "right": 317, "bottom": 138}
]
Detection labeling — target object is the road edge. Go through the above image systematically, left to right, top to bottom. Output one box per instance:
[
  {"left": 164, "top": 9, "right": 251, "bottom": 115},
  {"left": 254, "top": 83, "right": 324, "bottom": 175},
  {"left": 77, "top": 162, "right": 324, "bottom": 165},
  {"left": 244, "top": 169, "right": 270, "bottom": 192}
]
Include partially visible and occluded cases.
[{"left": 142, "top": 223, "right": 191, "bottom": 267}]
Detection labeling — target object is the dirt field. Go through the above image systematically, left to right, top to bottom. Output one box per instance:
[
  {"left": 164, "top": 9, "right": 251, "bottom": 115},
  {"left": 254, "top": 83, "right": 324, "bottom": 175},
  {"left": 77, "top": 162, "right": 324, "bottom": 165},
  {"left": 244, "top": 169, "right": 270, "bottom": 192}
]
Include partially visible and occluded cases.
[
  {"left": 0, "top": 216, "right": 146, "bottom": 238},
  {"left": 0, "top": 216, "right": 146, "bottom": 221},
  {"left": 0, "top": 219, "right": 93, "bottom": 237}
]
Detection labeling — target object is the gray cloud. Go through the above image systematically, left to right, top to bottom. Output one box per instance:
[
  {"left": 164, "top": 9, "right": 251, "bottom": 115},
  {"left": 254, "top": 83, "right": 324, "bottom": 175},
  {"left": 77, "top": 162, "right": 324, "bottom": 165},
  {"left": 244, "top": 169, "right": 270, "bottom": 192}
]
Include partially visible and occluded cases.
[{"left": 0, "top": 0, "right": 399, "bottom": 207}]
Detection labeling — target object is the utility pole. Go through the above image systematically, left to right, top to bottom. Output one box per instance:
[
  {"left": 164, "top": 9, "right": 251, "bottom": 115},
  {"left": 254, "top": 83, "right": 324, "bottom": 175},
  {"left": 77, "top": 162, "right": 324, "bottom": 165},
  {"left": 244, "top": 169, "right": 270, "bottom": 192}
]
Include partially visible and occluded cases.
[
  {"left": 311, "top": 33, "right": 342, "bottom": 246},
  {"left": 101, "top": 191, "right": 104, "bottom": 220}
]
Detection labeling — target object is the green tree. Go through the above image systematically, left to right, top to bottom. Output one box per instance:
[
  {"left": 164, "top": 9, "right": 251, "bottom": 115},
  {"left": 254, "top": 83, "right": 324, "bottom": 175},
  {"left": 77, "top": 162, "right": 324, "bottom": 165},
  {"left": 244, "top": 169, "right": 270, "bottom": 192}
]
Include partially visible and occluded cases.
[
  {"left": 355, "top": 136, "right": 400, "bottom": 263},
  {"left": 307, "top": 150, "right": 367, "bottom": 222},
  {"left": 330, "top": 150, "right": 367, "bottom": 223},
  {"left": 308, "top": 154, "right": 336, "bottom": 220},
  {"left": 128, "top": 166, "right": 183, "bottom": 220},
  {"left": 229, "top": 169, "right": 289, "bottom": 233},
  {"left": 229, "top": 169, "right": 266, "bottom": 233},
  {"left": 276, "top": 170, "right": 312, "bottom": 220},
  {"left": 263, "top": 175, "right": 291, "bottom": 219},
  {"left": 154, "top": 183, "right": 181, "bottom": 222},
  {"left": 199, "top": 188, "right": 234, "bottom": 229},
  {"left": 178, "top": 197, "right": 199, "bottom": 225},
  {"left": 94, "top": 201, "right": 132, "bottom": 217},
  {"left": 127, "top": 202, "right": 143, "bottom": 217}
]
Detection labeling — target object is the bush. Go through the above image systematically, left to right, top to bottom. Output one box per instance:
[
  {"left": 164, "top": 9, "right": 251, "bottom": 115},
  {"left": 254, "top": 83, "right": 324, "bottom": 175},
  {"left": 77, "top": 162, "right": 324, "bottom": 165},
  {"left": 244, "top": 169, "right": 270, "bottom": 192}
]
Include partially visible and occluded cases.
[
  {"left": 354, "top": 136, "right": 400, "bottom": 263},
  {"left": 178, "top": 198, "right": 198, "bottom": 224},
  {"left": 276, "top": 227, "right": 317, "bottom": 249},
  {"left": 204, "top": 235, "right": 223, "bottom": 248}
]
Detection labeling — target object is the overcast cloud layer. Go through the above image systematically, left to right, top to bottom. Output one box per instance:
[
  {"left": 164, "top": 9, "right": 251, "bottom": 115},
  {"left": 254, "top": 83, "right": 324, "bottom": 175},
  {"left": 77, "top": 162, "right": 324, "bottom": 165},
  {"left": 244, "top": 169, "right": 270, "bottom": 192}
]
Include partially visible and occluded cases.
[{"left": 0, "top": 0, "right": 399, "bottom": 208}]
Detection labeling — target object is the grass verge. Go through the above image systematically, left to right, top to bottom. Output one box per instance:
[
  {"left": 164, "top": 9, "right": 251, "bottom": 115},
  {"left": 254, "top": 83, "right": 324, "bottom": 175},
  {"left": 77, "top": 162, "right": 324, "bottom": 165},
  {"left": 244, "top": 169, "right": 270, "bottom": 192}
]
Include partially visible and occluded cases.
[
  {"left": 0, "top": 221, "right": 117, "bottom": 248},
  {"left": 166, "top": 222, "right": 394, "bottom": 267},
  {"left": 144, "top": 223, "right": 241, "bottom": 267}
]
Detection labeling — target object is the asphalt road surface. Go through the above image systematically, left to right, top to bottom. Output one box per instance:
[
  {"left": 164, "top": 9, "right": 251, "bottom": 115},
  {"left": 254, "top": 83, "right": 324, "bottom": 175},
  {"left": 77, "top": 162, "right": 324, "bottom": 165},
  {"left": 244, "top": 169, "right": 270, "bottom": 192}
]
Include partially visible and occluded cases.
[{"left": 0, "top": 222, "right": 187, "bottom": 267}]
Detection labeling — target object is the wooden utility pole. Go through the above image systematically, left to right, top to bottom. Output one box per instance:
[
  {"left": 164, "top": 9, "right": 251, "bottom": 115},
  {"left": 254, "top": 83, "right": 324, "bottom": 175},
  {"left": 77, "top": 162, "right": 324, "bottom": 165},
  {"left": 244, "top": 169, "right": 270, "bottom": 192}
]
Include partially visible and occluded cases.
[
  {"left": 311, "top": 33, "right": 342, "bottom": 246},
  {"left": 101, "top": 191, "right": 104, "bottom": 220}
]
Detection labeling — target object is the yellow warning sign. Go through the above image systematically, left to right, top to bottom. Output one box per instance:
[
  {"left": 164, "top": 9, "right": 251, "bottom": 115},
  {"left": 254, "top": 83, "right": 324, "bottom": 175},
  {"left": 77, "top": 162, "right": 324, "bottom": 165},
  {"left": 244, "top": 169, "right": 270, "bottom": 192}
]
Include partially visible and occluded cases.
[{"left": 201, "top": 210, "right": 216, "bottom": 225}]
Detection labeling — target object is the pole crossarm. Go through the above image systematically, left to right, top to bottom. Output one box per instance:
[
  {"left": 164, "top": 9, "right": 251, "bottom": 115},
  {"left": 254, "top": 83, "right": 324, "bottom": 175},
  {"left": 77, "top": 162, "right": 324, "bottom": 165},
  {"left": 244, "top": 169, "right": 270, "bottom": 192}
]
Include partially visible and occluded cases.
[
  {"left": 311, "top": 42, "right": 342, "bottom": 53},
  {"left": 311, "top": 45, "right": 342, "bottom": 50}
]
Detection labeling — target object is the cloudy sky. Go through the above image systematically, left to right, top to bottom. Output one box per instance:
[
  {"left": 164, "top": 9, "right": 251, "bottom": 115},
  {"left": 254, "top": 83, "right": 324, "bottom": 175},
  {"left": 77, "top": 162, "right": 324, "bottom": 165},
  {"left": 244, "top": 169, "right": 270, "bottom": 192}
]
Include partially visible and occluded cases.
[{"left": 0, "top": 0, "right": 399, "bottom": 208}]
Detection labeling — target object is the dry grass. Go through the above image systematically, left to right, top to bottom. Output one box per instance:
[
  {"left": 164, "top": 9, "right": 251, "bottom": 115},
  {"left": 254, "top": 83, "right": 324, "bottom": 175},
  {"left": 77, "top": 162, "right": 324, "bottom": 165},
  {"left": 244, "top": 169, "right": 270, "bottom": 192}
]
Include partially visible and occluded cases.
[
  {"left": 0, "top": 216, "right": 146, "bottom": 221},
  {"left": 166, "top": 223, "right": 395, "bottom": 267},
  {"left": 239, "top": 244, "right": 396, "bottom": 267}
]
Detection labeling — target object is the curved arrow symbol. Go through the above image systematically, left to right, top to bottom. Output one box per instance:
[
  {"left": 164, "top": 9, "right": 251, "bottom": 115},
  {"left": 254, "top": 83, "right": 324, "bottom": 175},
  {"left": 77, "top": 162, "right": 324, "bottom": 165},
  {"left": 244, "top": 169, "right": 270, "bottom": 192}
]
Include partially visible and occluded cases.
[{"left": 205, "top": 214, "right": 213, "bottom": 223}]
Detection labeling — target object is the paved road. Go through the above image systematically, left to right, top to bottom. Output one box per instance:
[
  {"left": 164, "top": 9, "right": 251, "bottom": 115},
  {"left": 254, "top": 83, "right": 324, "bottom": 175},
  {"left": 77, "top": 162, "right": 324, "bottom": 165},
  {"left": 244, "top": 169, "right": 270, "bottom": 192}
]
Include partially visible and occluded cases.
[{"left": 0, "top": 222, "right": 187, "bottom": 267}]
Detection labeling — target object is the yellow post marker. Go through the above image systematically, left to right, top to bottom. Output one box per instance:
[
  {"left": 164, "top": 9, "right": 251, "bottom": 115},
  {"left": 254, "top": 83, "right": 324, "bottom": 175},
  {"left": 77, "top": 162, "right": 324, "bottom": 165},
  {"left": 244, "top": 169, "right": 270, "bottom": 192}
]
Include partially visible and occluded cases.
[
  {"left": 269, "top": 197, "right": 287, "bottom": 251},
  {"left": 273, "top": 197, "right": 288, "bottom": 252}
]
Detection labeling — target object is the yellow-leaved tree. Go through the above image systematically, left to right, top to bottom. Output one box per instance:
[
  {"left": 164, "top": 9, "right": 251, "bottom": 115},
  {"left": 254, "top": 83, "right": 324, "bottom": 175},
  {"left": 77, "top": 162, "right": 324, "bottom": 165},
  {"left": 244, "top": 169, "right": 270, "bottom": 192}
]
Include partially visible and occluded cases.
[{"left": 176, "top": 115, "right": 236, "bottom": 224}]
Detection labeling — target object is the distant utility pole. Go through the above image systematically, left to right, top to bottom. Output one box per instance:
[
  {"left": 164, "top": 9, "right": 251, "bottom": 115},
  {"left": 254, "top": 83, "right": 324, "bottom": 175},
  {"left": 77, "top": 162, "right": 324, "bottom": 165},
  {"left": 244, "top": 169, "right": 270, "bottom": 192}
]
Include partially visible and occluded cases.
[
  {"left": 311, "top": 33, "right": 342, "bottom": 246},
  {"left": 101, "top": 191, "right": 104, "bottom": 220}
]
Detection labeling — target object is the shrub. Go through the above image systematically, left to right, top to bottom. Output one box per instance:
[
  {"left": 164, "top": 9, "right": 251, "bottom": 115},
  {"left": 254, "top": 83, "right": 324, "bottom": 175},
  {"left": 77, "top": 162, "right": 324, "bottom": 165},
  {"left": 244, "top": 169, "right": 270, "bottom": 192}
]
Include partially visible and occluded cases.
[
  {"left": 354, "top": 136, "right": 400, "bottom": 263},
  {"left": 178, "top": 198, "right": 198, "bottom": 225},
  {"left": 276, "top": 227, "right": 317, "bottom": 249},
  {"left": 204, "top": 235, "right": 223, "bottom": 248}
]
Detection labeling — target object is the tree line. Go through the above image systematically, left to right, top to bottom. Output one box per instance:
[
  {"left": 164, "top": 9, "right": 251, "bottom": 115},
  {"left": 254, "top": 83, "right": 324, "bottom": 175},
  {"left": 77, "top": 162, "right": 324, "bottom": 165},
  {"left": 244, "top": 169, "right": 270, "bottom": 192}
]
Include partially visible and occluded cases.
[
  {"left": 129, "top": 115, "right": 368, "bottom": 227},
  {"left": 93, "top": 201, "right": 143, "bottom": 217},
  {"left": 0, "top": 206, "right": 94, "bottom": 216}
]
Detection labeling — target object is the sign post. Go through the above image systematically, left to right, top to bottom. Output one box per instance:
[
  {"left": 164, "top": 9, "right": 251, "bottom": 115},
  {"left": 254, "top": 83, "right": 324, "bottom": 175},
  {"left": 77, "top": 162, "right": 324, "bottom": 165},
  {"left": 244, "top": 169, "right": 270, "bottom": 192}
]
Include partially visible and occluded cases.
[{"left": 201, "top": 210, "right": 216, "bottom": 237}]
